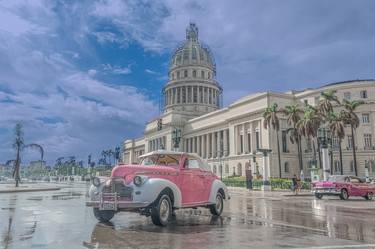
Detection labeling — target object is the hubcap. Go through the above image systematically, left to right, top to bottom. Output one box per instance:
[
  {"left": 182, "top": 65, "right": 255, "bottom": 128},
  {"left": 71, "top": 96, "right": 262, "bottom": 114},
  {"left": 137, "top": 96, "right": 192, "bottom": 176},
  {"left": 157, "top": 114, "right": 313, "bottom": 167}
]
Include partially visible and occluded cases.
[
  {"left": 343, "top": 190, "right": 348, "bottom": 199},
  {"left": 216, "top": 195, "right": 222, "bottom": 211},
  {"left": 159, "top": 199, "right": 170, "bottom": 221}
]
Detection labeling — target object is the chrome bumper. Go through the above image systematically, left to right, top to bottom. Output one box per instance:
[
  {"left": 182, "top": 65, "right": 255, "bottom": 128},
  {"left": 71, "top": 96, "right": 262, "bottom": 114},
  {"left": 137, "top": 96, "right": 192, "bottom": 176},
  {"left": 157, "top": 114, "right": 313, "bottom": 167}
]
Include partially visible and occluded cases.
[
  {"left": 313, "top": 189, "right": 340, "bottom": 195},
  {"left": 86, "top": 192, "right": 150, "bottom": 210}
]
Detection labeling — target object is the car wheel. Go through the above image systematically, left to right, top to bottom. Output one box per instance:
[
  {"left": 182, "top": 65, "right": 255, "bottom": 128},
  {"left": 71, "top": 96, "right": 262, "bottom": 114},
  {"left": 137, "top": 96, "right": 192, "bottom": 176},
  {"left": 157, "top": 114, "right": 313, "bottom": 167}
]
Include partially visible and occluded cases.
[
  {"left": 340, "top": 189, "right": 349, "bottom": 200},
  {"left": 210, "top": 192, "right": 224, "bottom": 216},
  {"left": 364, "top": 192, "right": 373, "bottom": 200},
  {"left": 314, "top": 193, "right": 323, "bottom": 199},
  {"left": 151, "top": 194, "right": 172, "bottom": 226},
  {"left": 93, "top": 208, "right": 115, "bottom": 222}
]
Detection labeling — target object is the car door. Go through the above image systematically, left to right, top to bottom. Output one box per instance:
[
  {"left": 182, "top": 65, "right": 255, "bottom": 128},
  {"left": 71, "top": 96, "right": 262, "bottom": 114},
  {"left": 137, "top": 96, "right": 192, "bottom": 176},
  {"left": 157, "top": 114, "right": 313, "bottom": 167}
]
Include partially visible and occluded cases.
[
  {"left": 180, "top": 157, "right": 205, "bottom": 205},
  {"left": 197, "top": 158, "right": 215, "bottom": 202},
  {"left": 349, "top": 177, "right": 362, "bottom": 196}
]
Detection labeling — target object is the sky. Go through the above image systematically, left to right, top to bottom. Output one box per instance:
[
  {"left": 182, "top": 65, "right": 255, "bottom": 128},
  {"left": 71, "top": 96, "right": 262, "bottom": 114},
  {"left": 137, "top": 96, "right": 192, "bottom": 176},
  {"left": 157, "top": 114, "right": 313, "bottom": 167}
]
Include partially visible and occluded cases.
[{"left": 0, "top": 0, "right": 374, "bottom": 166}]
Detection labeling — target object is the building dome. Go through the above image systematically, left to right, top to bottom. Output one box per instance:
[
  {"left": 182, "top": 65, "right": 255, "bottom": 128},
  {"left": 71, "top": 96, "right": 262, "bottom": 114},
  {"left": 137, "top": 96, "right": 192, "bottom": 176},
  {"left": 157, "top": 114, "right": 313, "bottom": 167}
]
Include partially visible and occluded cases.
[
  {"left": 163, "top": 23, "right": 222, "bottom": 117},
  {"left": 170, "top": 23, "right": 216, "bottom": 75}
]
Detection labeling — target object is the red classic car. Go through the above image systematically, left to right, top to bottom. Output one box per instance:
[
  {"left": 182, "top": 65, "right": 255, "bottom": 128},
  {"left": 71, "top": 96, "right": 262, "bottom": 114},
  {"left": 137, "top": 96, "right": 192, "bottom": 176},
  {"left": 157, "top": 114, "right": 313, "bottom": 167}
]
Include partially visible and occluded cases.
[
  {"left": 86, "top": 151, "right": 229, "bottom": 226},
  {"left": 312, "top": 175, "right": 375, "bottom": 200}
]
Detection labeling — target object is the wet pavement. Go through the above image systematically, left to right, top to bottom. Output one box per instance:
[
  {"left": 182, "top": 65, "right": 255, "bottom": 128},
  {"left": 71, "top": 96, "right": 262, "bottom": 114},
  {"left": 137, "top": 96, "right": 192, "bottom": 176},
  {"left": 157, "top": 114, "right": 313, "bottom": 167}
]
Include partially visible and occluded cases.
[{"left": 1, "top": 183, "right": 375, "bottom": 249}]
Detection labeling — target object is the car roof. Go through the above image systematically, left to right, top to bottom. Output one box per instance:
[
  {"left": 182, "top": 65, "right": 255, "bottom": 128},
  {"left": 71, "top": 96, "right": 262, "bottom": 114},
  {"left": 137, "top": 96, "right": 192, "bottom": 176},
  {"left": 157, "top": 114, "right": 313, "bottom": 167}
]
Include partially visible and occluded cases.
[{"left": 138, "top": 150, "right": 200, "bottom": 159}]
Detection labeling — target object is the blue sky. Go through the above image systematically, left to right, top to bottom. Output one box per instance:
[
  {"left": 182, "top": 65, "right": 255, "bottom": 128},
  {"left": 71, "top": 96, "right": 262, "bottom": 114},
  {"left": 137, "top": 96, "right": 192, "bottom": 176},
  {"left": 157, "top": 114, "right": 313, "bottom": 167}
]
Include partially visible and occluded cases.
[{"left": 0, "top": 0, "right": 374, "bottom": 165}]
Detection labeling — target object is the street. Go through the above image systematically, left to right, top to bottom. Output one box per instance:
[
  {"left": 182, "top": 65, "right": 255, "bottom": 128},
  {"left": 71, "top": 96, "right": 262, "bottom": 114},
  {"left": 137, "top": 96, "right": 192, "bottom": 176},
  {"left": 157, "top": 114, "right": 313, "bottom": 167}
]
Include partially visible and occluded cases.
[{"left": 1, "top": 183, "right": 375, "bottom": 249}]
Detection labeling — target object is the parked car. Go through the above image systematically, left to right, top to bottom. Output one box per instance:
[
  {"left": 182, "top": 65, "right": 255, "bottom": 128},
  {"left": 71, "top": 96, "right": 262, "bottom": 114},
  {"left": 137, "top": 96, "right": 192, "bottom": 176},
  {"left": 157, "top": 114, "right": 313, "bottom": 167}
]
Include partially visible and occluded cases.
[
  {"left": 86, "top": 151, "right": 229, "bottom": 226},
  {"left": 312, "top": 175, "right": 375, "bottom": 200}
]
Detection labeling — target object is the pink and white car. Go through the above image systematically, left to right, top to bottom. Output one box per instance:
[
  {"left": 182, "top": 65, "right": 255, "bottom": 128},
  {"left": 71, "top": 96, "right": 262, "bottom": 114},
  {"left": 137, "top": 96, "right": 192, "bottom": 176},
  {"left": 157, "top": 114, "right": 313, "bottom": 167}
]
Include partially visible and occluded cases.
[
  {"left": 86, "top": 151, "right": 229, "bottom": 226},
  {"left": 312, "top": 175, "right": 375, "bottom": 200}
]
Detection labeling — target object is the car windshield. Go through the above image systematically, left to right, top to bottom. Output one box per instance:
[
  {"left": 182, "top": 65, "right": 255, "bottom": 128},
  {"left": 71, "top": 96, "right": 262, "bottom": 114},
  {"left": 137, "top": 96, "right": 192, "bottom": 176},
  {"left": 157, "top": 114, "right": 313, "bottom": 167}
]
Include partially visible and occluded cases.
[
  {"left": 139, "top": 154, "right": 180, "bottom": 166},
  {"left": 327, "top": 175, "right": 347, "bottom": 182}
]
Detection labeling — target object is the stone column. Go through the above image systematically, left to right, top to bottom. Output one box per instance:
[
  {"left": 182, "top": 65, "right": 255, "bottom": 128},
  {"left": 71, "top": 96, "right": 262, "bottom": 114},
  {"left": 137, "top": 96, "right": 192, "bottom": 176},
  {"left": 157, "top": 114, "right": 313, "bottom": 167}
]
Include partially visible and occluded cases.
[
  {"left": 251, "top": 121, "right": 256, "bottom": 152},
  {"left": 242, "top": 124, "right": 246, "bottom": 154},
  {"left": 228, "top": 125, "right": 235, "bottom": 156},
  {"left": 223, "top": 129, "right": 228, "bottom": 156},
  {"left": 217, "top": 131, "right": 221, "bottom": 158},
  {"left": 212, "top": 132, "right": 217, "bottom": 158},
  {"left": 206, "top": 134, "right": 210, "bottom": 158},
  {"left": 202, "top": 135, "right": 206, "bottom": 158}
]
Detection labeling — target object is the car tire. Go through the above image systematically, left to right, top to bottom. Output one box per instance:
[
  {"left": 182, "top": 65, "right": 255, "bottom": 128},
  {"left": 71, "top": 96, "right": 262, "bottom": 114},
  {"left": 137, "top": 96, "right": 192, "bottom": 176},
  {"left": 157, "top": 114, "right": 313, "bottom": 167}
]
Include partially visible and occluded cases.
[
  {"left": 340, "top": 189, "right": 349, "bottom": 200},
  {"left": 209, "top": 192, "right": 224, "bottom": 216},
  {"left": 364, "top": 192, "right": 373, "bottom": 200},
  {"left": 314, "top": 193, "right": 323, "bottom": 199},
  {"left": 151, "top": 194, "right": 172, "bottom": 226},
  {"left": 93, "top": 208, "right": 115, "bottom": 222}
]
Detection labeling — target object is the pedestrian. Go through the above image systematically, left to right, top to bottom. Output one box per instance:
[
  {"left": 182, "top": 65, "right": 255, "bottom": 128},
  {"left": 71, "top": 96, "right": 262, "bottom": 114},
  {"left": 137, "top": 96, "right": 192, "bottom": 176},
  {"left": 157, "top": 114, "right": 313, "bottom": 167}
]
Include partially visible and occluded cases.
[
  {"left": 245, "top": 168, "right": 253, "bottom": 190},
  {"left": 292, "top": 174, "right": 298, "bottom": 195}
]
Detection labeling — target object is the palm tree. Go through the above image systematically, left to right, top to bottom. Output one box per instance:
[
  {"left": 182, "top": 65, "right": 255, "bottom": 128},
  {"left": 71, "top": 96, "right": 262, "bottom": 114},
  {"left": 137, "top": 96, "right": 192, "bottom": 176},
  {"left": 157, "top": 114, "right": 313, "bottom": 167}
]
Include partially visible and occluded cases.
[
  {"left": 318, "top": 90, "right": 340, "bottom": 116},
  {"left": 341, "top": 100, "right": 364, "bottom": 176},
  {"left": 263, "top": 103, "right": 282, "bottom": 178},
  {"left": 282, "top": 105, "right": 304, "bottom": 172},
  {"left": 297, "top": 105, "right": 322, "bottom": 168},
  {"left": 327, "top": 112, "right": 345, "bottom": 175},
  {"left": 11, "top": 123, "right": 44, "bottom": 187}
]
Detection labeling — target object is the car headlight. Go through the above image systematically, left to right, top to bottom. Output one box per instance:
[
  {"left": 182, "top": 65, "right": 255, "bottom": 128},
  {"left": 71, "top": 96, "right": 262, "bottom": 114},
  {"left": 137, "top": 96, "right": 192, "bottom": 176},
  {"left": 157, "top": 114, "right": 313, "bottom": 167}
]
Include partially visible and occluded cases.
[
  {"left": 134, "top": 175, "right": 148, "bottom": 186},
  {"left": 92, "top": 177, "right": 101, "bottom": 187}
]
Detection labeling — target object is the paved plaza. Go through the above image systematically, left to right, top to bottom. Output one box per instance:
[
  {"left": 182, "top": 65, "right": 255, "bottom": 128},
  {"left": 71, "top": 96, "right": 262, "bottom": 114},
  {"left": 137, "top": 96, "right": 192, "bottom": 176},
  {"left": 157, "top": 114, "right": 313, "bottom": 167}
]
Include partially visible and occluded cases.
[{"left": 1, "top": 182, "right": 375, "bottom": 249}]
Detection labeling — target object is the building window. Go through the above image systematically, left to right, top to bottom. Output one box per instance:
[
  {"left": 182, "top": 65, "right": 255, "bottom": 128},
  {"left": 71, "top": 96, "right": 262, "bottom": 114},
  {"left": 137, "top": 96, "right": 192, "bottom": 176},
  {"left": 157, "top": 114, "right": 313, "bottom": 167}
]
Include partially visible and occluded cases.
[
  {"left": 192, "top": 47, "right": 197, "bottom": 60},
  {"left": 184, "top": 70, "right": 188, "bottom": 78},
  {"left": 192, "top": 70, "right": 196, "bottom": 78},
  {"left": 201, "top": 70, "right": 205, "bottom": 79},
  {"left": 177, "top": 71, "right": 180, "bottom": 79},
  {"left": 208, "top": 72, "right": 211, "bottom": 79},
  {"left": 193, "top": 86, "right": 197, "bottom": 103},
  {"left": 199, "top": 86, "right": 203, "bottom": 103},
  {"left": 182, "top": 87, "right": 186, "bottom": 103},
  {"left": 360, "top": 90, "right": 367, "bottom": 99},
  {"left": 344, "top": 92, "right": 351, "bottom": 100},
  {"left": 362, "top": 114, "right": 370, "bottom": 124},
  {"left": 282, "top": 130, "right": 288, "bottom": 153},
  {"left": 255, "top": 131, "right": 260, "bottom": 149},
  {"left": 247, "top": 133, "right": 251, "bottom": 153},
  {"left": 364, "top": 134, "right": 372, "bottom": 148},
  {"left": 240, "top": 135, "right": 244, "bottom": 154},
  {"left": 347, "top": 135, "right": 353, "bottom": 149},
  {"left": 332, "top": 136, "right": 340, "bottom": 148},
  {"left": 370, "top": 160, "right": 375, "bottom": 173},
  {"left": 334, "top": 161, "right": 340, "bottom": 173},
  {"left": 350, "top": 161, "right": 354, "bottom": 172},
  {"left": 284, "top": 162, "right": 289, "bottom": 173},
  {"left": 237, "top": 163, "right": 242, "bottom": 176},
  {"left": 225, "top": 164, "right": 229, "bottom": 174}
]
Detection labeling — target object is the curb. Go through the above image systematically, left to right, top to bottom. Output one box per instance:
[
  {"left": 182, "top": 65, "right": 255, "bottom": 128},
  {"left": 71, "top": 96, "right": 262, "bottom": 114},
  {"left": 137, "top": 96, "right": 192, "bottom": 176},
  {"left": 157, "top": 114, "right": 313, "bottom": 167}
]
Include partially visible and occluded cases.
[{"left": 0, "top": 187, "right": 61, "bottom": 193}]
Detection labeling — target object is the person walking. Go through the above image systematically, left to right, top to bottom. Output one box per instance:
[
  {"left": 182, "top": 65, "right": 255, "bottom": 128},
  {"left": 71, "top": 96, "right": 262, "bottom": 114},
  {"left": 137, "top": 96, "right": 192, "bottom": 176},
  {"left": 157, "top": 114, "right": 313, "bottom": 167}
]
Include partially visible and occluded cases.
[{"left": 292, "top": 174, "right": 298, "bottom": 195}]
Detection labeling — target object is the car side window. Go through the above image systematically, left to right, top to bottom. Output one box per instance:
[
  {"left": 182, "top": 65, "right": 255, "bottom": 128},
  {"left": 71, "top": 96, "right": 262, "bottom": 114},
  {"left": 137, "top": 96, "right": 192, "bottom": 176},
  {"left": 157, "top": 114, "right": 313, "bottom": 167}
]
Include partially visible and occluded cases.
[
  {"left": 185, "top": 158, "right": 200, "bottom": 169},
  {"left": 350, "top": 177, "right": 360, "bottom": 183}
]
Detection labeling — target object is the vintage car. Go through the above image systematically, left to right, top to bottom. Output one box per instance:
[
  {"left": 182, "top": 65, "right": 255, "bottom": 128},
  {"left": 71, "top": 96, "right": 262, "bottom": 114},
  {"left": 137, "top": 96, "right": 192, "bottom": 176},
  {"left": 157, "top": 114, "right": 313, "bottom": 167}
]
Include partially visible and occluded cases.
[
  {"left": 86, "top": 151, "right": 229, "bottom": 226},
  {"left": 312, "top": 175, "right": 375, "bottom": 200}
]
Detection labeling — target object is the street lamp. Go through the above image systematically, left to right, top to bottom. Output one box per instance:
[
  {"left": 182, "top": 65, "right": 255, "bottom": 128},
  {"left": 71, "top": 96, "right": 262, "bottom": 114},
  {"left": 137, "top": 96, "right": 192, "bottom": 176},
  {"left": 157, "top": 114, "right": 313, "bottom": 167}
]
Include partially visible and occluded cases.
[
  {"left": 318, "top": 127, "right": 332, "bottom": 181},
  {"left": 172, "top": 128, "right": 182, "bottom": 151}
]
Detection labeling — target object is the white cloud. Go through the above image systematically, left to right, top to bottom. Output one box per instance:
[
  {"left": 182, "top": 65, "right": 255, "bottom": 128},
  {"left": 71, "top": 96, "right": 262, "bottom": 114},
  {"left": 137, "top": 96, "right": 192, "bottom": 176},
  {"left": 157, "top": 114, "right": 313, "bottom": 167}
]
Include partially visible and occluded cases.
[
  {"left": 102, "top": 63, "right": 132, "bottom": 75},
  {"left": 88, "top": 69, "right": 97, "bottom": 77}
]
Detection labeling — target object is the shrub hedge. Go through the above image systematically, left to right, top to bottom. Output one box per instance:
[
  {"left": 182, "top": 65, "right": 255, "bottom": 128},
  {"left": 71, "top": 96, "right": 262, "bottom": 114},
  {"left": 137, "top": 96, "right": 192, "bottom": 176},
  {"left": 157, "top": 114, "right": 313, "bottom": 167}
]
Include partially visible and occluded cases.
[{"left": 222, "top": 177, "right": 311, "bottom": 190}]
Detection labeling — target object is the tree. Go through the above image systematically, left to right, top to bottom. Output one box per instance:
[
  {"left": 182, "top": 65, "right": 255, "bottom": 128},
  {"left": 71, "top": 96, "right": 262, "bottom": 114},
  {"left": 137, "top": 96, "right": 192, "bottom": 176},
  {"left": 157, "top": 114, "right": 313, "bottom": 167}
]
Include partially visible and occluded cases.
[
  {"left": 318, "top": 90, "right": 340, "bottom": 116},
  {"left": 341, "top": 100, "right": 364, "bottom": 176},
  {"left": 263, "top": 103, "right": 282, "bottom": 178},
  {"left": 282, "top": 105, "right": 304, "bottom": 172},
  {"left": 297, "top": 105, "right": 322, "bottom": 168},
  {"left": 327, "top": 112, "right": 345, "bottom": 175},
  {"left": 11, "top": 123, "right": 44, "bottom": 187}
]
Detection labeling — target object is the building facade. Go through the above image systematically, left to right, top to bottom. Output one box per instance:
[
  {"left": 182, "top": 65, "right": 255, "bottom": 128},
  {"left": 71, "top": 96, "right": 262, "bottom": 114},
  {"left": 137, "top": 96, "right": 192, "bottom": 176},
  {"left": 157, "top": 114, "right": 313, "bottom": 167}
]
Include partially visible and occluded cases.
[{"left": 123, "top": 23, "right": 375, "bottom": 179}]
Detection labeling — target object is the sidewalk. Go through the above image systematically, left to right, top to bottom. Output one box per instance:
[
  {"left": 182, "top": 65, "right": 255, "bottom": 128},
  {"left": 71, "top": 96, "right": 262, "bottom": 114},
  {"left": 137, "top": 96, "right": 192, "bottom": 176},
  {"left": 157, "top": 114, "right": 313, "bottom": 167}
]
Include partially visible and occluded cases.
[
  {"left": 0, "top": 183, "right": 61, "bottom": 193},
  {"left": 228, "top": 186, "right": 313, "bottom": 197}
]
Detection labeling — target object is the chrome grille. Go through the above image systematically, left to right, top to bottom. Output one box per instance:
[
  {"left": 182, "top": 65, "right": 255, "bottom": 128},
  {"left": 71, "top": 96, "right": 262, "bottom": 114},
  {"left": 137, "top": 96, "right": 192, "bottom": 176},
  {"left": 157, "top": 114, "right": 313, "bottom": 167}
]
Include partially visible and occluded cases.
[{"left": 102, "top": 179, "right": 133, "bottom": 198}]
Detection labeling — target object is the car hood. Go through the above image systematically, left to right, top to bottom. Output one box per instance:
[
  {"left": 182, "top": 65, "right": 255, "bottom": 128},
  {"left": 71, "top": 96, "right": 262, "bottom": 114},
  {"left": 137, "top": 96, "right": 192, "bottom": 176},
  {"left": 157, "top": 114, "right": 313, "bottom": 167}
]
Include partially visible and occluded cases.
[
  {"left": 111, "top": 164, "right": 179, "bottom": 179},
  {"left": 313, "top": 181, "right": 336, "bottom": 188}
]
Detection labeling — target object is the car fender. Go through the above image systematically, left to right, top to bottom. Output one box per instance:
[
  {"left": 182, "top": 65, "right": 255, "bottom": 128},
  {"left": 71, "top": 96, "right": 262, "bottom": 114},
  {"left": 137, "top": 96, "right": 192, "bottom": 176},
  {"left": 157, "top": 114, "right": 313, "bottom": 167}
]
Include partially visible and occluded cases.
[
  {"left": 132, "top": 178, "right": 182, "bottom": 208},
  {"left": 208, "top": 179, "right": 229, "bottom": 204}
]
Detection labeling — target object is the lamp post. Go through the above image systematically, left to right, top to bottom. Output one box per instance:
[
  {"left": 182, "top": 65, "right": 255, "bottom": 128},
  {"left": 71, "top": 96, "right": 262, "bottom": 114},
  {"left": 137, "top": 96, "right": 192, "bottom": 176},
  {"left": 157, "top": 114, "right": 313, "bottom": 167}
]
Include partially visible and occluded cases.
[
  {"left": 318, "top": 127, "right": 332, "bottom": 181},
  {"left": 172, "top": 128, "right": 182, "bottom": 151},
  {"left": 257, "top": 148, "right": 272, "bottom": 191}
]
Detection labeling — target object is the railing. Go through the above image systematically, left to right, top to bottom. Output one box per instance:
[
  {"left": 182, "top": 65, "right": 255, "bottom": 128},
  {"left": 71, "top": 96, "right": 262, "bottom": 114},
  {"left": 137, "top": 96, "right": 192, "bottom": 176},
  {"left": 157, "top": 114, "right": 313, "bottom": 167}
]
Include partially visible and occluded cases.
[{"left": 223, "top": 178, "right": 311, "bottom": 190}]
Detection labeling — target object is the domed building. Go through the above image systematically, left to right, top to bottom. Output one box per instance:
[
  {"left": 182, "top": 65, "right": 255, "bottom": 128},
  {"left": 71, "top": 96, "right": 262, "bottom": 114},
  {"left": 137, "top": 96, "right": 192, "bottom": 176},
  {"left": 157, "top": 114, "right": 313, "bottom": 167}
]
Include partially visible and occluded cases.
[
  {"left": 123, "top": 23, "right": 375, "bottom": 181},
  {"left": 163, "top": 23, "right": 222, "bottom": 116}
]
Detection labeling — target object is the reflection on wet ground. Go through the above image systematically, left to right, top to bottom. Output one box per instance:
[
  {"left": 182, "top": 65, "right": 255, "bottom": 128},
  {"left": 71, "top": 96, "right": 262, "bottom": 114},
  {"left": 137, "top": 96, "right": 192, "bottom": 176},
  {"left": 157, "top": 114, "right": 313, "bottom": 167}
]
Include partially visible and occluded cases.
[{"left": 1, "top": 183, "right": 375, "bottom": 249}]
